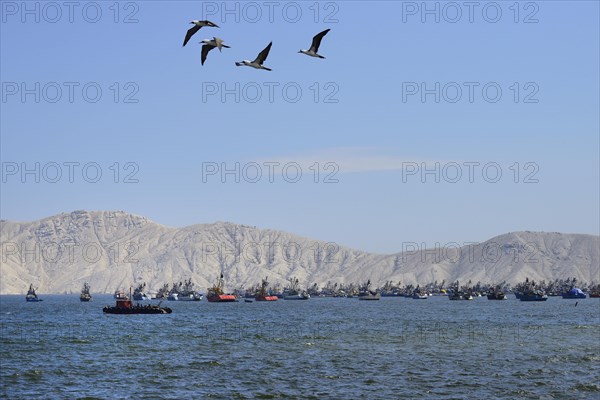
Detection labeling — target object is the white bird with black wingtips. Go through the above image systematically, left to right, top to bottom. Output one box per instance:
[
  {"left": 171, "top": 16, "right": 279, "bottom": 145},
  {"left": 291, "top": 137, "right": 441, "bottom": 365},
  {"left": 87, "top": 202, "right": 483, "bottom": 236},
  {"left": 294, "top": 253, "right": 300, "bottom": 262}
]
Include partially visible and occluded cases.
[
  {"left": 183, "top": 20, "right": 219, "bottom": 47},
  {"left": 298, "top": 29, "right": 330, "bottom": 59},
  {"left": 200, "top": 37, "right": 230, "bottom": 65},
  {"left": 235, "top": 42, "right": 273, "bottom": 71}
]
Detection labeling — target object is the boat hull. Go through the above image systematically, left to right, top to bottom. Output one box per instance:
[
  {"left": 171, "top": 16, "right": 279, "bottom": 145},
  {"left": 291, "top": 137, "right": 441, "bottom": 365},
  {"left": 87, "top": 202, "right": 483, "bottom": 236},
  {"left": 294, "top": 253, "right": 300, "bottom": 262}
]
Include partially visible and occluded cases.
[
  {"left": 358, "top": 293, "right": 381, "bottom": 300},
  {"left": 207, "top": 294, "right": 237, "bottom": 302},
  {"left": 283, "top": 294, "right": 310, "bottom": 300},
  {"left": 561, "top": 294, "right": 586, "bottom": 299},
  {"left": 255, "top": 295, "right": 278, "bottom": 301},
  {"left": 520, "top": 295, "right": 548, "bottom": 301},
  {"left": 103, "top": 306, "right": 172, "bottom": 314}
]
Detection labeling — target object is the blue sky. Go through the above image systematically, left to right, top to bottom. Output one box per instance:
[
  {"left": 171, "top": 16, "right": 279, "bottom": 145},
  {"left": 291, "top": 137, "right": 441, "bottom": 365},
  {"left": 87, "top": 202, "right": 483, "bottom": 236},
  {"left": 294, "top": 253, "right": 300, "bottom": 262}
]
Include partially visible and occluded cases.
[{"left": 1, "top": 0, "right": 599, "bottom": 253}]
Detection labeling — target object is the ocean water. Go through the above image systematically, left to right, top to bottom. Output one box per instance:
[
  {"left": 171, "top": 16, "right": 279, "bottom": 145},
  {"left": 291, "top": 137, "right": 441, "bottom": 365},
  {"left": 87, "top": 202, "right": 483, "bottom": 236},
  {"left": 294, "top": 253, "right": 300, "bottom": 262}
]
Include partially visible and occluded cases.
[{"left": 1, "top": 295, "right": 598, "bottom": 399}]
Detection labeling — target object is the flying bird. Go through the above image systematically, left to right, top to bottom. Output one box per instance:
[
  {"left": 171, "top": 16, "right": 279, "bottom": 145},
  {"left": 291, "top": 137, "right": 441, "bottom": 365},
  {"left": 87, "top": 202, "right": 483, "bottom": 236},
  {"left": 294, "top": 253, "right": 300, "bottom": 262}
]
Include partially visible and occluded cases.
[
  {"left": 183, "top": 20, "right": 219, "bottom": 47},
  {"left": 298, "top": 29, "right": 330, "bottom": 59},
  {"left": 200, "top": 37, "right": 230, "bottom": 65},
  {"left": 235, "top": 42, "right": 273, "bottom": 71}
]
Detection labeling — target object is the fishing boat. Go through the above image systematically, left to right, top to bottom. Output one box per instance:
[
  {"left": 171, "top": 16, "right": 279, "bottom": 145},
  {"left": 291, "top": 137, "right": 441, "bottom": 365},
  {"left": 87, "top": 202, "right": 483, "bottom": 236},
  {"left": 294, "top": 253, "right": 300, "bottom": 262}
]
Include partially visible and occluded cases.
[
  {"left": 206, "top": 274, "right": 237, "bottom": 302},
  {"left": 255, "top": 277, "right": 278, "bottom": 301},
  {"left": 283, "top": 278, "right": 310, "bottom": 300},
  {"left": 517, "top": 278, "right": 548, "bottom": 301},
  {"left": 167, "top": 279, "right": 203, "bottom": 301},
  {"left": 358, "top": 280, "right": 381, "bottom": 300},
  {"left": 448, "top": 281, "right": 473, "bottom": 300},
  {"left": 80, "top": 282, "right": 92, "bottom": 302},
  {"left": 132, "top": 283, "right": 151, "bottom": 301},
  {"left": 153, "top": 283, "right": 170, "bottom": 300},
  {"left": 25, "top": 284, "right": 43, "bottom": 302},
  {"left": 411, "top": 286, "right": 428, "bottom": 299},
  {"left": 486, "top": 286, "right": 507, "bottom": 300},
  {"left": 519, "top": 287, "right": 548, "bottom": 301},
  {"left": 561, "top": 287, "right": 586, "bottom": 299},
  {"left": 103, "top": 289, "right": 172, "bottom": 314},
  {"left": 520, "top": 290, "right": 548, "bottom": 301},
  {"left": 449, "top": 292, "right": 473, "bottom": 300}
]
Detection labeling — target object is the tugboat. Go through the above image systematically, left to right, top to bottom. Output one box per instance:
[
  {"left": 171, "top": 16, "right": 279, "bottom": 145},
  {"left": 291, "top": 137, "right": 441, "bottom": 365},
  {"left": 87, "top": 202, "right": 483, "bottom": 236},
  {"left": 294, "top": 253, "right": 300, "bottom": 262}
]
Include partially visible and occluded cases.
[
  {"left": 206, "top": 274, "right": 237, "bottom": 302},
  {"left": 255, "top": 277, "right": 278, "bottom": 301},
  {"left": 283, "top": 277, "right": 310, "bottom": 300},
  {"left": 358, "top": 280, "right": 381, "bottom": 300},
  {"left": 80, "top": 282, "right": 92, "bottom": 302},
  {"left": 25, "top": 284, "right": 43, "bottom": 302},
  {"left": 486, "top": 286, "right": 507, "bottom": 300},
  {"left": 561, "top": 287, "right": 587, "bottom": 299},
  {"left": 103, "top": 289, "right": 172, "bottom": 314}
]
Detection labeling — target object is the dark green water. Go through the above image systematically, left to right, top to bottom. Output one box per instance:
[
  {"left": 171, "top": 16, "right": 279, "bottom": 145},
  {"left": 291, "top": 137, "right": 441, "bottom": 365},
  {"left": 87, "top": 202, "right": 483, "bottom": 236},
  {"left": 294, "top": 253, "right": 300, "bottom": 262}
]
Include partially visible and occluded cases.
[{"left": 1, "top": 295, "right": 599, "bottom": 399}]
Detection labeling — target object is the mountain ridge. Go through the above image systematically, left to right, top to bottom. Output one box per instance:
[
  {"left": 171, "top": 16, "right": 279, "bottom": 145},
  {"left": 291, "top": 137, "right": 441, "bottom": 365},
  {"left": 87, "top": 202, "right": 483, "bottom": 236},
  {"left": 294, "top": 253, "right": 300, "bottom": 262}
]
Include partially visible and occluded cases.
[{"left": 1, "top": 210, "right": 598, "bottom": 294}]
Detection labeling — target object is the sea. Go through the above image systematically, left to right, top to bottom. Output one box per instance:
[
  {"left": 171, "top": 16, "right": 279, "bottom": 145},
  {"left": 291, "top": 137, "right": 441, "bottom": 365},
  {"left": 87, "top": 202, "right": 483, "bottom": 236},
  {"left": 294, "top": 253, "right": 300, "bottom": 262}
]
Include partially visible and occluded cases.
[{"left": 1, "top": 295, "right": 599, "bottom": 399}]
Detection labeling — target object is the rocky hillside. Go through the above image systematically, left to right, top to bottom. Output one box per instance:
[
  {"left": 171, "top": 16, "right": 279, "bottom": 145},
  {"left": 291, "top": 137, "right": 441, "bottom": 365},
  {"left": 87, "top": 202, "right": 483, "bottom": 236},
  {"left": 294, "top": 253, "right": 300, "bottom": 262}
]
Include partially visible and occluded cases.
[{"left": 1, "top": 211, "right": 598, "bottom": 294}]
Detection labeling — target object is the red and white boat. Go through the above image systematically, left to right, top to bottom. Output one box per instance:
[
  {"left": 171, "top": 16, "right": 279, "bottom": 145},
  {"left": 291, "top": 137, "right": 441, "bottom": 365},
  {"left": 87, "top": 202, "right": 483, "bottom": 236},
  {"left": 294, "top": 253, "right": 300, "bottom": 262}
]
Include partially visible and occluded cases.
[
  {"left": 206, "top": 274, "right": 237, "bottom": 302},
  {"left": 255, "top": 277, "right": 278, "bottom": 301}
]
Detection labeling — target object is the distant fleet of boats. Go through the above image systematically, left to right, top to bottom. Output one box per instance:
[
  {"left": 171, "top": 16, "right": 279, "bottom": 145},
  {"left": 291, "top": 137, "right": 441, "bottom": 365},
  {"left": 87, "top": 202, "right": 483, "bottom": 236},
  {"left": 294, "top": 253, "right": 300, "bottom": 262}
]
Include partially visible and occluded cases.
[{"left": 23, "top": 276, "right": 600, "bottom": 311}]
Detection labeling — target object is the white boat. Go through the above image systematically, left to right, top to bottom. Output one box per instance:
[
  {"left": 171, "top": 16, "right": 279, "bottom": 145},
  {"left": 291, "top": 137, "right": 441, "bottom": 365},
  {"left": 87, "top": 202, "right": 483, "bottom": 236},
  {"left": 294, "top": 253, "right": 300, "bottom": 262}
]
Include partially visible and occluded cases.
[
  {"left": 283, "top": 278, "right": 310, "bottom": 300},
  {"left": 358, "top": 280, "right": 381, "bottom": 300},
  {"left": 284, "top": 292, "right": 310, "bottom": 300}
]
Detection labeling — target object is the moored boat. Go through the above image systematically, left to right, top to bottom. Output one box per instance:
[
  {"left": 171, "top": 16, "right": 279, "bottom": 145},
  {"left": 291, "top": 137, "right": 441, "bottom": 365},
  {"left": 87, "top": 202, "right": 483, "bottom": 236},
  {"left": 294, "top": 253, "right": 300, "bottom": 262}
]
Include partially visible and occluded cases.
[
  {"left": 207, "top": 274, "right": 237, "bottom": 302},
  {"left": 255, "top": 277, "right": 278, "bottom": 301},
  {"left": 283, "top": 277, "right": 310, "bottom": 300},
  {"left": 517, "top": 278, "right": 548, "bottom": 301},
  {"left": 166, "top": 279, "right": 203, "bottom": 301},
  {"left": 358, "top": 280, "right": 381, "bottom": 300},
  {"left": 448, "top": 281, "right": 473, "bottom": 300},
  {"left": 80, "top": 282, "right": 92, "bottom": 302},
  {"left": 132, "top": 283, "right": 151, "bottom": 301},
  {"left": 25, "top": 284, "right": 43, "bottom": 302},
  {"left": 412, "top": 286, "right": 428, "bottom": 299},
  {"left": 487, "top": 286, "right": 507, "bottom": 300},
  {"left": 561, "top": 287, "right": 586, "bottom": 299},
  {"left": 520, "top": 291, "right": 548, "bottom": 301},
  {"left": 487, "top": 292, "right": 507, "bottom": 300}
]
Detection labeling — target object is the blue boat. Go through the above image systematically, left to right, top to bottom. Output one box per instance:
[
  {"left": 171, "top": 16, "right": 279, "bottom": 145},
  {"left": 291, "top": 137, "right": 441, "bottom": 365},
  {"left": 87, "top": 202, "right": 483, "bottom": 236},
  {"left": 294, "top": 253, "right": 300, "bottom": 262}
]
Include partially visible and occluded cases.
[
  {"left": 25, "top": 284, "right": 43, "bottom": 302},
  {"left": 561, "top": 287, "right": 586, "bottom": 299},
  {"left": 520, "top": 290, "right": 548, "bottom": 301}
]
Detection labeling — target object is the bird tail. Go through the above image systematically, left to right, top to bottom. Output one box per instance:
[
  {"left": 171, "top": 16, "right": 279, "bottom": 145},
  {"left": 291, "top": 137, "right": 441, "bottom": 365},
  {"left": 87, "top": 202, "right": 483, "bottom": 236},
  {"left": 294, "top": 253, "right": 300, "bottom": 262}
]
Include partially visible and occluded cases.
[
  {"left": 318, "top": 55, "right": 325, "bottom": 59},
  {"left": 235, "top": 62, "right": 243, "bottom": 66},
  {"left": 262, "top": 67, "right": 272, "bottom": 71}
]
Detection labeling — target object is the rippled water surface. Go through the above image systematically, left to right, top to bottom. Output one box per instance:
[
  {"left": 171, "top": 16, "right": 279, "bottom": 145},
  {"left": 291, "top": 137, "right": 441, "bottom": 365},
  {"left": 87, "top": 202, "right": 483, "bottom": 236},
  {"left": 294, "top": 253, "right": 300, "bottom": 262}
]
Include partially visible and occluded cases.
[{"left": 1, "top": 295, "right": 599, "bottom": 399}]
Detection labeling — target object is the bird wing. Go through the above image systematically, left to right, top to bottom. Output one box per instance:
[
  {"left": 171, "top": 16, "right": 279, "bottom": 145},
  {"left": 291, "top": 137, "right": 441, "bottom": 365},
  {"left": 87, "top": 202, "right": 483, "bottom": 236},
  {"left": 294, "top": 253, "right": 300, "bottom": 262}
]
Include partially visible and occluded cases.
[
  {"left": 202, "top": 20, "right": 219, "bottom": 28},
  {"left": 183, "top": 24, "right": 201, "bottom": 47},
  {"left": 310, "top": 29, "right": 330, "bottom": 52},
  {"left": 253, "top": 42, "right": 272, "bottom": 65},
  {"left": 201, "top": 44, "right": 215, "bottom": 65}
]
